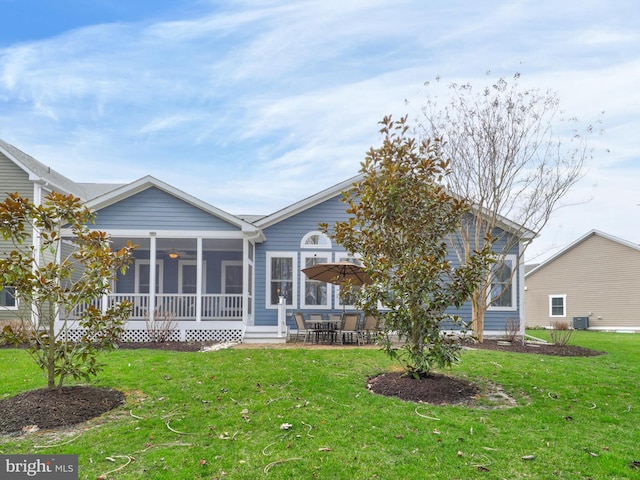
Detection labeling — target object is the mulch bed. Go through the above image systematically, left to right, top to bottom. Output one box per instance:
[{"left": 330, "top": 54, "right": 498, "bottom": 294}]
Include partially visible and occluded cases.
[
  {"left": 468, "top": 338, "right": 605, "bottom": 357},
  {"left": 0, "top": 339, "right": 604, "bottom": 436},
  {"left": 366, "top": 339, "right": 604, "bottom": 404},
  {"left": 368, "top": 371, "right": 480, "bottom": 405},
  {"left": 0, "top": 386, "right": 124, "bottom": 436}
]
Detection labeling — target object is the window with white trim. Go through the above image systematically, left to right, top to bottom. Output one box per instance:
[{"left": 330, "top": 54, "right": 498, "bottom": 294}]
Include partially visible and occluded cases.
[
  {"left": 301, "top": 231, "right": 331, "bottom": 249},
  {"left": 266, "top": 252, "right": 297, "bottom": 308},
  {"left": 301, "top": 252, "right": 331, "bottom": 309},
  {"left": 335, "top": 254, "right": 362, "bottom": 310},
  {"left": 488, "top": 254, "right": 517, "bottom": 310},
  {"left": 135, "top": 260, "right": 164, "bottom": 294},
  {"left": 0, "top": 286, "right": 17, "bottom": 309},
  {"left": 549, "top": 295, "right": 566, "bottom": 317}
]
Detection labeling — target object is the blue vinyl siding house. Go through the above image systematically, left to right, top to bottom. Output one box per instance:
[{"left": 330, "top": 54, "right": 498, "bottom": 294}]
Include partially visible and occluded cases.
[{"left": 0, "top": 139, "right": 533, "bottom": 343}]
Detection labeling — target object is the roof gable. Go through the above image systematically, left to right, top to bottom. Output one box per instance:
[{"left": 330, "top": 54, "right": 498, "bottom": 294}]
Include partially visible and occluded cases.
[
  {"left": 256, "top": 173, "right": 536, "bottom": 242},
  {"left": 86, "top": 176, "right": 262, "bottom": 235},
  {"left": 526, "top": 229, "right": 640, "bottom": 277}
]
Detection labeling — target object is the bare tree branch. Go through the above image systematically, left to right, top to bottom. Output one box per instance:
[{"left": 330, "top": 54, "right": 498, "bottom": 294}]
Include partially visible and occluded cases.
[{"left": 414, "top": 73, "right": 597, "bottom": 341}]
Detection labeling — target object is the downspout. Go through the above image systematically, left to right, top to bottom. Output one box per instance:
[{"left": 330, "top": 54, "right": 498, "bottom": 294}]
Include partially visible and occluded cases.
[
  {"left": 31, "top": 183, "right": 43, "bottom": 329},
  {"left": 242, "top": 237, "right": 252, "bottom": 328}
]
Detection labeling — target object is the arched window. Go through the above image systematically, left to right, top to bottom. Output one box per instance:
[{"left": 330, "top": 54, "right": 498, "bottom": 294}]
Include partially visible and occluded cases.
[{"left": 300, "top": 231, "right": 331, "bottom": 249}]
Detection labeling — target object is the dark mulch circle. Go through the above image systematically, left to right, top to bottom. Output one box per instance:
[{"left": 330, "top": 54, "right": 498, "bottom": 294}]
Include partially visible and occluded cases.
[
  {"left": 367, "top": 339, "right": 604, "bottom": 404},
  {"left": 0, "top": 341, "right": 222, "bottom": 436},
  {"left": 368, "top": 371, "right": 480, "bottom": 405},
  {"left": 0, "top": 386, "right": 124, "bottom": 436}
]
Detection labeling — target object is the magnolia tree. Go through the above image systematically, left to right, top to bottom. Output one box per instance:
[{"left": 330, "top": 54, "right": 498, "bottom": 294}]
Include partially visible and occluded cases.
[
  {"left": 415, "top": 73, "right": 593, "bottom": 342},
  {"left": 323, "top": 116, "right": 495, "bottom": 378},
  {"left": 0, "top": 192, "right": 135, "bottom": 390}
]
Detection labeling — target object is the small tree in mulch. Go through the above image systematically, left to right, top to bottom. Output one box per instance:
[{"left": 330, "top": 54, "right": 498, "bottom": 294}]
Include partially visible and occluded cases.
[
  {"left": 324, "top": 115, "right": 495, "bottom": 378},
  {"left": 0, "top": 192, "right": 136, "bottom": 390}
]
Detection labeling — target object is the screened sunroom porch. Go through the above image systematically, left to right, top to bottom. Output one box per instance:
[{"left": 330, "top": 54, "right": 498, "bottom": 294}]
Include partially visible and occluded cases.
[{"left": 66, "top": 234, "right": 256, "bottom": 343}]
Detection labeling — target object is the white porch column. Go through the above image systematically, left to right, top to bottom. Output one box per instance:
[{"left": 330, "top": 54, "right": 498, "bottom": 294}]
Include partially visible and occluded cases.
[
  {"left": 149, "top": 233, "right": 157, "bottom": 321},
  {"left": 196, "top": 237, "right": 202, "bottom": 322},
  {"left": 242, "top": 238, "right": 254, "bottom": 327},
  {"left": 277, "top": 296, "right": 287, "bottom": 338}
]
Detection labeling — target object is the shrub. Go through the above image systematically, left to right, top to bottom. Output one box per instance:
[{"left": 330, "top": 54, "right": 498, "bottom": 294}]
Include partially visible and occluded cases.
[
  {"left": 146, "top": 311, "right": 177, "bottom": 342},
  {"left": 504, "top": 317, "right": 520, "bottom": 342},
  {"left": 0, "top": 319, "right": 34, "bottom": 345},
  {"left": 550, "top": 320, "right": 573, "bottom": 346}
]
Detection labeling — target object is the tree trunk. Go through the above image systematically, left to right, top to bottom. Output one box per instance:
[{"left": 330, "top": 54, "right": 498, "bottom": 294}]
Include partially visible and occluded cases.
[
  {"left": 471, "top": 291, "right": 485, "bottom": 343},
  {"left": 47, "top": 316, "right": 56, "bottom": 390}
]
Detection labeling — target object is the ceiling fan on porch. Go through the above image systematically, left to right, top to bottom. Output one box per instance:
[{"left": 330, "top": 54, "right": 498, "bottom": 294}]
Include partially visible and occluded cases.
[{"left": 163, "top": 249, "right": 197, "bottom": 260}]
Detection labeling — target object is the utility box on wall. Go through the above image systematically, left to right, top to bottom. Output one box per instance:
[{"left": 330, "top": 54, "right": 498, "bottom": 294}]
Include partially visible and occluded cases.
[{"left": 573, "top": 316, "right": 589, "bottom": 330}]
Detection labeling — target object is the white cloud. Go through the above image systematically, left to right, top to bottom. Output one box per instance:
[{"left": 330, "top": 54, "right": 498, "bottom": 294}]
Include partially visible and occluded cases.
[{"left": 0, "top": 0, "right": 636, "bottom": 253}]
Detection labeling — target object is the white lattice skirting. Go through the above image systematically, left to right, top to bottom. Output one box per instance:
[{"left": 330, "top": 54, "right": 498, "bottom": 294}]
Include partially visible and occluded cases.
[{"left": 64, "top": 328, "right": 244, "bottom": 343}]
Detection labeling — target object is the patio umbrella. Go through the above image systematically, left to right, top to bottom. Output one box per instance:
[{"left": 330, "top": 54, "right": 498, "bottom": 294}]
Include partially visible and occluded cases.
[
  {"left": 302, "top": 261, "right": 372, "bottom": 286},
  {"left": 302, "top": 261, "right": 372, "bottom": 319}
]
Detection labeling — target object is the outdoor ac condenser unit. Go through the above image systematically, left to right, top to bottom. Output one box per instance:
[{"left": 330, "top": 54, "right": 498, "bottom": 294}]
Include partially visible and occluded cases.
[{"left": 572, "top": 316, "right": 589, "bottom": 330}]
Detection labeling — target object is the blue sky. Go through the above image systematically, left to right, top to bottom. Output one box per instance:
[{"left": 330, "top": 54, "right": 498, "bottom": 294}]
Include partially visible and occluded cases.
[{"left": 0, "top": 0, "right": 638, "bottom": 263}]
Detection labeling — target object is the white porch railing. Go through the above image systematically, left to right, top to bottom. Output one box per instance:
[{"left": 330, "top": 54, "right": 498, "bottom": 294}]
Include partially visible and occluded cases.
[
  {"left": 67, "top": 293, "right": 243, "bottom": 321},
  {"left": 201, "top": 294, "right": 243, "bottom": 320}
]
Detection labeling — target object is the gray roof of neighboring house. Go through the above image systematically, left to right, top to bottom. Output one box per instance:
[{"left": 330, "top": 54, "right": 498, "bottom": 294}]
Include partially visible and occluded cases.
[
  {"left": 0, "top": 139, "right": 87, "bottom": 199},
  {"left": 0, "top": 140, "right": 128, "bottom": 202}
]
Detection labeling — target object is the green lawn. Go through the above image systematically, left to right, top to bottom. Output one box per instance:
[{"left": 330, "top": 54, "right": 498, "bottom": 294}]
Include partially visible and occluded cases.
[{"left": 1, "top": 331, "right": 640, "bottom": 479}]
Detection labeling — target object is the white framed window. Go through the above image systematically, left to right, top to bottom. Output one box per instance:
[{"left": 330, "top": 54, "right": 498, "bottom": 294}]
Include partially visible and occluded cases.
[
  {"left": 301, "top": 231, "right": 332, "bottom": 249},
  {"left": 266, "top": 252, "right": 297, "bottom": 309},
  {"left": 301, "top": 252, "right": 331, "bottom": 309},
  {"left": 334, "top": 253, "right": 362, "bottom": 310},
  {"left": 488, "top": 254, "right": 517, "bottom": 310},
  {"left": 135, "top": 260, "right": 164, "bottom": 294},
  {"left": 179, "top": 260, "right": 206, "bottom": 294},
  {"left": 0, "top": 286, "right": 17, "bottom": 310},
  {"left": 549, "top": 294, "right": 566, "bottom": 317}
]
